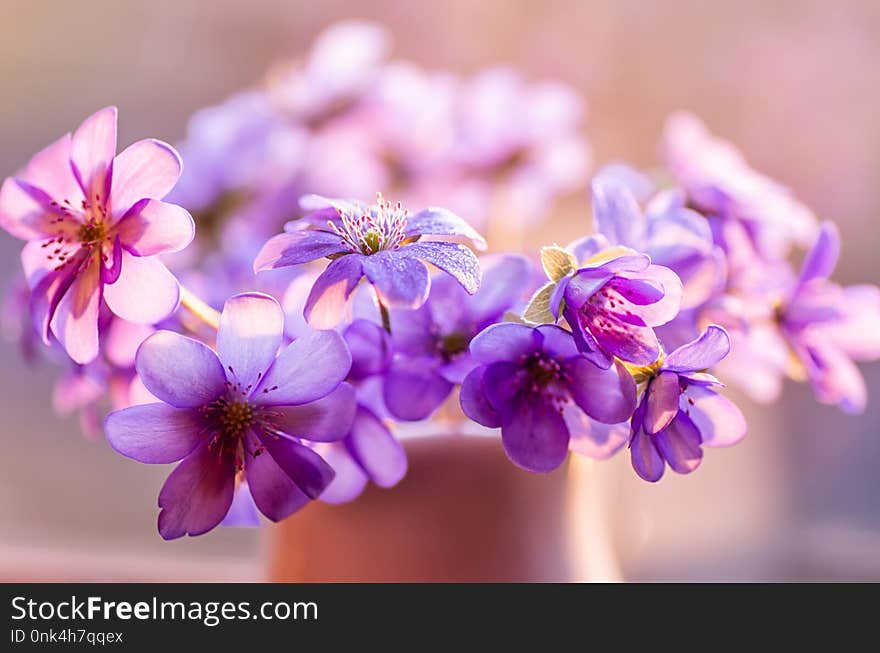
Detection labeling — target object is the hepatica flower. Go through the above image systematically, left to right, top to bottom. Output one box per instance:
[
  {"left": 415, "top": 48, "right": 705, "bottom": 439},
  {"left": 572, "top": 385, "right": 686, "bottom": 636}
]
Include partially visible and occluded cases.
[
  {"left": 0, "top": 107, "right": 194, "bottom": 364},
  {"left": 254, "top": 193, "right": 486, "bottom": 328},
  {"left": 105, "top": 292, "right": 355, "bottom": 539},
  {"left": 460, "top": 323, "right": 636, "bottom": 472},
  {"left": 628, "top": 325, "right": 747, "bottom": 482}
]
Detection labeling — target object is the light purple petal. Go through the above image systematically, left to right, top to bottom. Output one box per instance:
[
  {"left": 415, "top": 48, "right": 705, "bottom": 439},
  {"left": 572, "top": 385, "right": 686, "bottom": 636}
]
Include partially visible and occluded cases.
[
  {"left": 70, "top": 106, "right": 117, "bottom": 198},
  {"left": 110, "top": 138, "right": 182, "bottom": 216},
  {"left": 0, "top": 176, "right": 61, "bottom": 240},
  {"left": 591, "top": 176, "right": 645, "bottom": 248},
  {"left": 115, "top": 199, "right": 194, "bottom": 255},
  {"left": 404, "top": 207, "right": 487, "bottom": 249},
  {"left": 799, "top": 221, "right": 840, "bottom": 285},
  {"left": 254, "top": 230, "right": 348, "bottom": 271},
  {"left": 567, "top": 234, "right": 609, "bottom": 264},
  {"left": 397, "top": 241, "right": 480, "bottom": 295},
  {"left": 103, "top": 252, "right": 180, "bottom": 324},
  {"left": 466, "top": 253, "right": 532, "bottom": 324},
  {"left": 584, "top": 253, "right": 650, "bottom": 275},
  {"left": 303, "top": 255, "right": 364, "bottom": 329},
  {"left": 49, "top": 257, "right": 101, "bottom": 364},
  {"left": 620, "top": 264, "right": 683, "bottom": 326},
  {"left": 563, "top": 270, "right": 612, "bottom": 310},
  {"left": 607, "top": 277, "right": 664, "bottom": 305},
  {"left": 217, "top": 292, "right": 283, "bottom": 390},
  {"left": 387, "top": 302, "right": 435, "bottom": 355},
  {"left": 344, "top": 319, "right": 392, "bottom": 379},
  {"left": 107, "top": 320, "right": 154, "bottom": 374},
  {"left": 469, "top": 322, "right": 537, "bottom": 364},
  {"left": 537, "top": 323, "right": 580, "bottom": 359},
  {"left": 665, "top": 325, "right": 731, "bottom": 372},
  {"left": 254, "top": 328, "right": 351, "bottom": 406},
  {"left": 136, "top": 330, "right": 227, "bottom": 408},
  {"left": 383, "top": 356, "right": 453, "bottom": 421},
  {"left": 566, "top": 357, "right": 637, "bottom": 424},
  {"left": 459, "top": 366, "right": 501, "bottom": 428},
  {"left": 644, "top": 371, "right": 680, "bottom": 434},
  {"left": 268, "top": 383, "right": 356, "bottom": 442},
  {"left": 683, "top": 384, "right": 747, "bottom": 447},
  {"left": 501, "top": 398, "right": 570, "bottom": 473},
  {"left": 105, "top": 403, "right": 204, "bottom": 463},
  {"left": 564, "top": 404, "right": 630, "bottom": 460},
  {"left": 347, "top": 405, "right": 407, "bottom": 487},
  {"left": 655, "top": 412, "right": 703, "bottom": 474},
  {"left": 255, "top": 428, "right": 335, "bottom": 499},
  {"left": 630, "top": 429, "right": 665, "bottom": 483},
  {"left": 243, "top": 430, "right": 310, "bottom": 522},
  {"left": 157, "top": 442, "right": 234, "bottom": 539},
  {"left": 317, "top": 444, "right": 369, "bottom": 504},
  {"left": 221, "top": 483, "right": 261, "bottom": 528}
]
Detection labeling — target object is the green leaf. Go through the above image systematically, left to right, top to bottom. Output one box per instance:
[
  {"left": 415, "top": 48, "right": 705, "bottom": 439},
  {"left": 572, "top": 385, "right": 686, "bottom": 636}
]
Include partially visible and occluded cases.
[
  {"left": 540, "top": 245, "right": 578, "bottom": 282},
  {"left": 522, "top": 282, "right": 558, "bottom": 325}
]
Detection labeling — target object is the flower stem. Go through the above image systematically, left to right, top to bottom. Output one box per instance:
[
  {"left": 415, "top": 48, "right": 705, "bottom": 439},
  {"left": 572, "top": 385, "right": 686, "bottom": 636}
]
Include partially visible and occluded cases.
[{"left": 179, "top": 286, "right": 221, "bottom": 332}]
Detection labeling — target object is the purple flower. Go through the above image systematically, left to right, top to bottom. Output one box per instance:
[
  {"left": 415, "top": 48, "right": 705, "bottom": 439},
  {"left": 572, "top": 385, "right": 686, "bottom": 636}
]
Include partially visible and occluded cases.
[
  {"left": 0, "top": 107, "right": 195, "bottom": 364},
  {"left": 254, "top": 193, "right": 486, "bottom": 328},
  {"left": 556, "top": 245, "right": 682, "bottom": 368},
  {"left": 383, "top": 254, "right": 532, "bottom": 420},
  {"left": 105, "top": 292, "right": 355, "bottom": 539},
  {"left": 460, "top": 323, "right": 637, "bottom": 472},
  {"left": 628, "top": 325, "right": 747, "bottom": 482}
]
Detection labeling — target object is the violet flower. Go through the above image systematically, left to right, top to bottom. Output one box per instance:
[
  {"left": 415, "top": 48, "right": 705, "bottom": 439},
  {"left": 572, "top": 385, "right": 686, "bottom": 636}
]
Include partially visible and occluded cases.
[
  {"left": 0, "top": 107, "right": 194, "bottom": 364},
  {"left": 254, "top": 193, "right": 485, "bottom": 328},
  {"left": 384, "top": 254, "right": 532, "bottom": 420},
  {"left": 105, "top": 292, "right": 355, "bottom": 539},
  {"left": 460, "top": 323, "right": 637, "bottom": 472},
  {"left": 628, "top": 325, "right": 747, "bottom": 482}
]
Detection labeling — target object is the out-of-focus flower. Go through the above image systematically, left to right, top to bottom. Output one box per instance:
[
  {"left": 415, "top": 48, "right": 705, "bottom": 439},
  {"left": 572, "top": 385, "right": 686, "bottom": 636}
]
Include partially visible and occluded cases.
[
  {"left": 0, "top": 107, "right": 194, "bottom": 364},
  {"left": 662, "top": 112, "right": 817, "bottom": 259},
  {"left": 255, "top": 193, "right": 485, "bottom": 328},
  {"left": 383, "top": 254, "right": 532, "bottom": 421},
  {"left": 105, "top": 293, "right": 355, "bottom": 539},
  {"left": 460, "top": 323, "right": 636, "bottom": 472},
  {"left": 627, "top": 325, "right": 747, "bottom": 482}
]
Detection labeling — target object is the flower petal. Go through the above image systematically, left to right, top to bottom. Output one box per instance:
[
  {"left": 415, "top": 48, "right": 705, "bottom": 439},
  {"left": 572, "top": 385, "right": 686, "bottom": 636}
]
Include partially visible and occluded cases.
[
  {"left": 71, "top": 106, "right": 117, "bottom": 198},
  {"left": 18, "top": 132, "right": 82, "bottom": 207},
  {"left": 109, "top": 139, "right": 182, "bottom": 217},
  {"left": 591, "top": 175, "right": 645, "bottom": 248},
  {"left": 0, "top": 176, "right": 61, "bottom": 240},
  {"left": 115, "top": 199, "right": 194, "bottom": 255},
  {"left": 404, "top": 207, "right": 487, "bottom": 249},
  {"left": 799, "top": 221, "right": 840, "bottom": 285},
  {"left": 254, "top": 229, "right": 348, "bottom": 271},
  {"left": 397, "top": 241, "right": 480, "bottom": 295},
  {"left": 361, "top": 250, "right": 430, "bottom": 309},
  {"left": 103, "top": 252, "right": 180, "bottom": 324},
  {"left": 467, "top": 253, "right": 532, "bottom": 324},
  {"left": 303, "top": 255, "right": 364, "bottom": 329},
  {"left": 49, "top": 256, "right": 101, "bottom": 364},
  {"left": 624, "top": 264, "right": 683, "bottom": 327},
  {"left": 607, "top": 277, "right": 664, "bottom": 305},
  {"left": 217, "top": 292, "right": 283, "bottom": 390},
  {"left": 344, "top": 319, "right": 392, "bottom": 380},
  {"left": 469, "top": 322, "right": 537, "bottom": 365},
  {"left": 665, "top": 325, "right": 731, "bottom": 372},
  {"left": 254, "top": 328, "right": 351, "bottom": 406},
  {"left": 136, "top": 330, "right": 227, "bottom": 408},
  {"left": 383, "top": 356, "right": 453, "bottom": 421},
  {"left": 566, "top": 357, "right": 637, "bottom": 424},
  {"left": 459, "top": 366, "right": 501, "bottom": 428},
  {"left": 644, "top": 371, "right": 680, "bottom": 434},
  {"left": 269, "top": 383, "right": 356, "bottom": 442},
  {"left": 683, "top": 384, "right": 747, "bottom": 447},
  {"left": 501, "top": 398, "right": 570, "bottom": 473},
  {"left": 105, "top": 403, "right": 204, "bottom": 463},
  {"left": 346, "top": 405, "right": 407, "bottom": 487},
  {"left": 564, "top": 405, "right": 630, "bottom": 460},
  {"left": 655, "top": 412, "right": 703, "bottom": 474},
  {"left": 255, "top": 429, "right": 335, "bottom": 499},
  {"left": 630, "top": 429, "right": 665, "bottom": 483},
  {"left": 243, "top": 430, "right": 310, "bottom": 522},
  {"left": 157, "top": 442, "right": 235, "bottom": 539},
  {"left": 317, "top": 444, "right": 369, "bottom": 504},
  {"left": 221, "top": 483, "right": 261, "bottom": 528}
]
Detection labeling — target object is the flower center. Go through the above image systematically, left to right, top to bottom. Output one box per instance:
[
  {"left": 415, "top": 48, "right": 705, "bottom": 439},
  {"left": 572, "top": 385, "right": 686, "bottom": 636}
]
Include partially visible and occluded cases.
[
  {"left": 329, "top": 192, "right": 408, "bottom": 255},
  {"left": 41, "top": 196, "right": 114, "bottom": 272},
  {"left": 438, "top": 332, "right": 470, "bottom": 360},
  {"left": 521, "top": 352, "right": 564, "bottom": 391},
  {"left": 202, "top": 396, "right": 256, "bottom": 457}
]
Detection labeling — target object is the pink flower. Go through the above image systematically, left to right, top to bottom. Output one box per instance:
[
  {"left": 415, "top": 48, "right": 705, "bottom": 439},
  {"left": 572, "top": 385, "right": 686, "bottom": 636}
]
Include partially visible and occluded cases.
[{"left": 0, "top": 107, "right": 194, "bottom": 364}]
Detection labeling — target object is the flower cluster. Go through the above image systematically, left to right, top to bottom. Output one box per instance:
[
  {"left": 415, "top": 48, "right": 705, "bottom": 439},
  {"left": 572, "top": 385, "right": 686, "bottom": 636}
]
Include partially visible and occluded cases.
[{"left": 0, "top": 21, "right": 877, "bottom": 539}]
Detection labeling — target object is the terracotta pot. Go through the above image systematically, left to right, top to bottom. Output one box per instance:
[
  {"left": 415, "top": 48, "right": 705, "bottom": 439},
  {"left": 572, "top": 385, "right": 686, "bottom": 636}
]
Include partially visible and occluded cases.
[{"left": 267, "top": 434, "right": 621, "bottom": 582}]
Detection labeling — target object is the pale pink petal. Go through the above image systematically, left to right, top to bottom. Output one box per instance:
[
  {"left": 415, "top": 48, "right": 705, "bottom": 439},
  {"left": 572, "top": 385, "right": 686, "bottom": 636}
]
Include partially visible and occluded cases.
[
  {"left": 71, "top": 106, "right": 117, "bottom": 198},
  {"left": 110, "top": 139, "right": 183, "bottom": 217},
  {"left": 115, "top": 199, "right": 194, "bottom": 255},
  {"left": 103, "top": 252, "right": 180, "bottom": 324},
  {"left": 49, "top": 257, "right": 101, "bottom": 364}
]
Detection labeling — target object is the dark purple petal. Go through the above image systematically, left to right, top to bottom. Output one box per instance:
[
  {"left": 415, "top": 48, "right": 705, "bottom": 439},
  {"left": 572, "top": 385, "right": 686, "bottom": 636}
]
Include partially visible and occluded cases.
[
  {"left": 405, "top": 206, "right": 487, "bottom": 250},
  {"left": 799, "top": 221, "right": 840, "bottom": 285},
  {"left": 253, "top": 230, "right": 348, "bottom": 271},
  {"left": 101, "top": 235, "right": 123, "bottom": 284},
  {"left": 397, "top": 241, "right": 480, "bottom": 295},
  {"left": 361, "top": 250, "right": 430, "bottom": 309},
  {"left": 303, "top": 254, "right": 364, "bottom": 329},
  {"left": 29, "top": 259, "right": 78, "bottom": 345},
  {"left": 563, "top": 270, "right": 612, "bottom": 310},
  {"left": 607, "top": 277, "right": 664, "bottom": 305},
  {"left": 217, "top": 292, "right": 283, "bottom": 390},
  {"left": 387, "top": 302, "right": 435, "bottom": 355},
  {"left": 585, "top": 309, "right": 661, "bottom": 366},
  {"left": 344, "top": 319, "right": 392, "bottom": 379},
  {"left": 469, "top": 322, "right": 537, "bottom": 365},
  {"left": 537, "top": 324, "right": 580, "bottom": 359},
  {"left": 665, "top": 325, "right": 731, "bottom": 372},
  {"left": 254, "top": 328, "right": 351, "bottom": 406},
  {"left": 136, "top": 330, "right": 227, "bottom": 408},
  {"left": 437, "top": 353, "right": 476, "bottom": 384},
  {"left": 383, "top": 356, "right": 454, "bottom": 421},
  {"left": 565, "top": 357, "right": 637, "bottom": 424},
  {"left": 483, "top": 361, "right": 523, "bottom": 412},
  {"left": 459, "top": 366, "right": 501, "bottom": 428},
  {"left": 644, "top": 371, "right": 680, "bottom": 434},
  {"left": 268, "top": 383, "right": 356, "bottom": 442},
  {"left": 683, "top": 384, "right": 747, "bottom": 447},
  {"left": 500, "top": 397, "right": 570, "bottom": 473},
  {"left": 105, "top": 403, "right": 204, "bottom": 463},
  {"left": 346, "top": 405, "right": 407, "bottom": 487},
  {"left": 655, "top": 411, "right": 703, "bottom": 474},
  {"left": 255, "top": 428, "right": 335, "bottom": 499},
  {"left": 630, "top": 429, "right": 665, "bottom": 483},
  {"left": 243, "top": 430, "right": 310, "bottom": 522},
  {"left": 157, "top": 442, "right": 235, "bottom": 540}
]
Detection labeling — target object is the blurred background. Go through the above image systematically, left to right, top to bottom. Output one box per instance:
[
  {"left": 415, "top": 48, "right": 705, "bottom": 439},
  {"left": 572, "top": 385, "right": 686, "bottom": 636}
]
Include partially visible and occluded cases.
[{"left": 0, "top": 0, "right": 877, "bottom": 581}]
